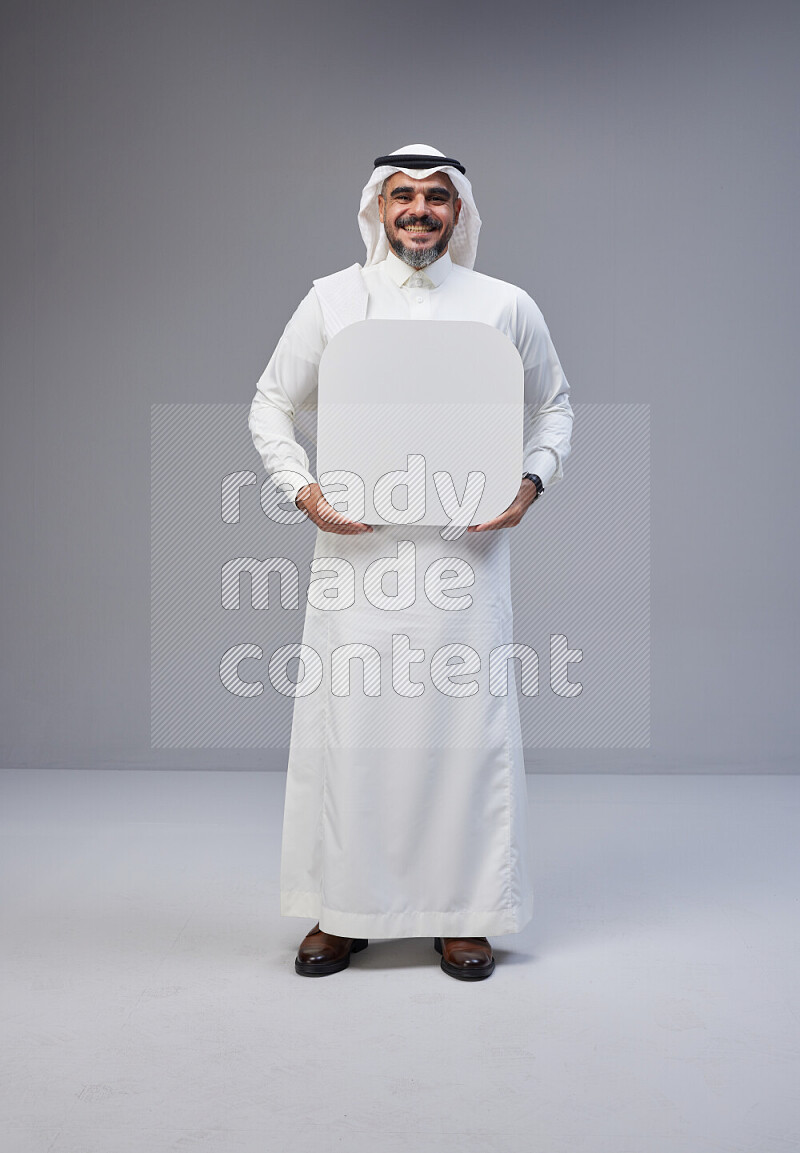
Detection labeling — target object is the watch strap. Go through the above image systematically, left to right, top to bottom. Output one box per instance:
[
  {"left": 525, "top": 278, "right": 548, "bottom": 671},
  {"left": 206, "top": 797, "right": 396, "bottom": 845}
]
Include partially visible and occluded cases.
[{"left": 522, "top": 472, "right": 544, "bottom": 498}]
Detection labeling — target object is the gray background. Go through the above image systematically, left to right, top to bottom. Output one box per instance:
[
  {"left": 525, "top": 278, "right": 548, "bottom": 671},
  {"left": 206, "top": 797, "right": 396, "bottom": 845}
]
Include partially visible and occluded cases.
[{"left": 2, "top": 0, "right": 797, "bottom": 772}]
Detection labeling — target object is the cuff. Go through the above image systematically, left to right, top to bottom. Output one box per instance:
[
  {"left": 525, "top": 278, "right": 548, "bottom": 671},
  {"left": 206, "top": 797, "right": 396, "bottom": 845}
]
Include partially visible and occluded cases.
[
  {"left": 522, "top": 449, "right": 558, "bottom": 489},
  {"left": 271, "top": 468, "right": 317, "bottom": 507}
]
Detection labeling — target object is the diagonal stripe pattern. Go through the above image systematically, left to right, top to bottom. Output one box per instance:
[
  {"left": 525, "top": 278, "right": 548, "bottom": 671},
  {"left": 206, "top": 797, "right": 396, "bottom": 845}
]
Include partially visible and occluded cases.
[{"left": 152, "top": 403, "right": 649, "bottom": 749}]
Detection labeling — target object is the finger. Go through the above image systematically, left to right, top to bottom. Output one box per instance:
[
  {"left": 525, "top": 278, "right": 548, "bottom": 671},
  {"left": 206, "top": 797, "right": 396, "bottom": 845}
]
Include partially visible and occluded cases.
[
  {"left": 315, "top": 500, "right": 371, "bottom": 531},
  {"left": 313, "top": 514, "right": 372, "bottom": 534},
  {"left": 469, "top": 514, "right": 515, "bottom": 532},
  {"left": 470, "top": 514, "right": 506, "bottom": 531},
  {"left": 323, "top": 517, "right": 372, "bottom": 532}
]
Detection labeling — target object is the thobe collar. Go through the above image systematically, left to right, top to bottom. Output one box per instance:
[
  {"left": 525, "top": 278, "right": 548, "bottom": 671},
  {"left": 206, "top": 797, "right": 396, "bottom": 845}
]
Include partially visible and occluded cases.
[{"left": 383, "top": 248, "right": 454, "bottom": 289}]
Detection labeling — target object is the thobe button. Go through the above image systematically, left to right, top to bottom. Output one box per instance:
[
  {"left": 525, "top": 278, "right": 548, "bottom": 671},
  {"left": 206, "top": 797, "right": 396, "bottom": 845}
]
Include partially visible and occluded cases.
[{"left": 416, "top": 296, "right": 424, "bottom": 303}]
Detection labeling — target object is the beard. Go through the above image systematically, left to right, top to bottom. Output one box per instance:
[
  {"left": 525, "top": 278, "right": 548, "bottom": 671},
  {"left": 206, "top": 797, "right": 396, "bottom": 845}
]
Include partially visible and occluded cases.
[{"left": 384, "top": 214, "right": 456, "bottom": 269}]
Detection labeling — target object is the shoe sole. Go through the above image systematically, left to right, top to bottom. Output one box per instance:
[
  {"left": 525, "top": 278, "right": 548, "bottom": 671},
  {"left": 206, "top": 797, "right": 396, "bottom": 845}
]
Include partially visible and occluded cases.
[
  {"left": 433, "top": 936, "right": 495, "bottom": 981},
  {"left": 294, "top": 938, "right": 369, "bottom": 977}
]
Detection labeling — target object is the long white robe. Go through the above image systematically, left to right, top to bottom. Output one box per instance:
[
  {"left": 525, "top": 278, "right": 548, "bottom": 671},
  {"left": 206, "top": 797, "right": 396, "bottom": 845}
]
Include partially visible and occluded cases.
[{"left": 249, "top": 249, "right": 573, "bottom": 938}]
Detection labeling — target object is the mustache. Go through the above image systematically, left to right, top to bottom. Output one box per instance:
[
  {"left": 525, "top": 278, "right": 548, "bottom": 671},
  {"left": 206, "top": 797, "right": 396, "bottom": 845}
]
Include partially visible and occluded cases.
[{"left": 395, "top": 215, "right": 442, "bottom": 230}]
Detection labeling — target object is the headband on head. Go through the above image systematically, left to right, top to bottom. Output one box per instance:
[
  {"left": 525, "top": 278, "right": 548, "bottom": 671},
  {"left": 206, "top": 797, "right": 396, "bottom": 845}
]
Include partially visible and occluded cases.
[{"left": 373, "top": 154, "right": 467, "bottom": 175}]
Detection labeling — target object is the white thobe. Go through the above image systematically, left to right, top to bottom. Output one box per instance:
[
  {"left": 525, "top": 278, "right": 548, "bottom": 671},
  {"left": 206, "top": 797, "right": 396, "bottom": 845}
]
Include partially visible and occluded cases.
[{"left": 249, "top": 249, "right": 573, "bottom": 939}]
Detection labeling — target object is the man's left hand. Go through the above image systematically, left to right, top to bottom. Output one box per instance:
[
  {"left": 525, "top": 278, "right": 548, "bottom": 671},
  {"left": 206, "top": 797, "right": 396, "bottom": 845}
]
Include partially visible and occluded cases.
[{"left": 467, "top": 478, "right": 538, "bottom": 532}]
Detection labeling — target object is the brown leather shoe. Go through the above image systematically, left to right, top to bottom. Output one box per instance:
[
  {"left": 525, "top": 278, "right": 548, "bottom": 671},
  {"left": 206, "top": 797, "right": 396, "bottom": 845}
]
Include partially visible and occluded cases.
[
  {"left": 295, "top": 923, "right": 369, "bottom": 977},
  {"left": 434, "top": 936, "right": 495, "bottom": 980}
]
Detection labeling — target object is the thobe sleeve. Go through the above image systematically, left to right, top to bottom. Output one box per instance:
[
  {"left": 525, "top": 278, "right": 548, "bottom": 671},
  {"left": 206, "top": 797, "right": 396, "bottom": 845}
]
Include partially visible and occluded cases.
[
  {"left": 248, "top": 287, "right": 326, "bottom": 506},
  {"left": 512, "top": 290, "right": 574, "bottom": 488}
]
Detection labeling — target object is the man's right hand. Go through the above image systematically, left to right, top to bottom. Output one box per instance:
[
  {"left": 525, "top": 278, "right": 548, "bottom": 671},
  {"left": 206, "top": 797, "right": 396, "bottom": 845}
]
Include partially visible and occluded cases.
[{"left": 295, "top": 482, "right": 373, "bottom": 534}]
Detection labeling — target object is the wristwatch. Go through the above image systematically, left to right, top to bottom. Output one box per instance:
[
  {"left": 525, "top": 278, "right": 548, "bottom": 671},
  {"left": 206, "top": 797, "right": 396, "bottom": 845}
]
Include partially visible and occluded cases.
[{"left": 522, "top": 472, "right": 544, "bottom": 499}]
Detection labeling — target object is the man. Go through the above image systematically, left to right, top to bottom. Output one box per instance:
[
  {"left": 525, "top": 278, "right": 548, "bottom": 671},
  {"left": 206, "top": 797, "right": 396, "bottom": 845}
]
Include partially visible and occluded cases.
[{"left": 249, "top": 144, "right": 573, "bottom": 980}]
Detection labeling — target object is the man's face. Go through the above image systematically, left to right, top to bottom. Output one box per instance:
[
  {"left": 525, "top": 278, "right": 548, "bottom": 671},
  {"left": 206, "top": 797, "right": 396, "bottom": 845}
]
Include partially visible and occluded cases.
[{"left": 378, "top": 171, "right": 462, "bottom": 269}]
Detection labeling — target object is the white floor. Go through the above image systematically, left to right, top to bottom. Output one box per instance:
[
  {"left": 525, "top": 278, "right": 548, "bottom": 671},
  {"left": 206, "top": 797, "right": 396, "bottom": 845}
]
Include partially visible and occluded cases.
[{"left": 0, "top": 770, "right": 798, "bottom": 1153}]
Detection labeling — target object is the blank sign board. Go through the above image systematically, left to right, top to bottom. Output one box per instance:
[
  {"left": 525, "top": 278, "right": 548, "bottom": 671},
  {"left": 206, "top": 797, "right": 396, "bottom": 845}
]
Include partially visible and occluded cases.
[{"left": 316, "top": 320, "right": 524, "bottom": 526}]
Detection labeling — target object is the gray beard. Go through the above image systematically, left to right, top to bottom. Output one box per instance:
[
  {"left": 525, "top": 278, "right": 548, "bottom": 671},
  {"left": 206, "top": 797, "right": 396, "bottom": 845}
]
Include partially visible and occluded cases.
[{"left": 388, "top": 235, "right": 448, "bottom": 269}]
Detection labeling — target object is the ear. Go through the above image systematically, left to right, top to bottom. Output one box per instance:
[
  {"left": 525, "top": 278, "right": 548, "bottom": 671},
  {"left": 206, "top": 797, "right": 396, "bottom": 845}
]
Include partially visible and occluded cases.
[
  {"left": 378, "top": 194, "right": 385, "bottom": 224},
  {"left": 453, "top": 196, "right": 462, "bottom": 225}
]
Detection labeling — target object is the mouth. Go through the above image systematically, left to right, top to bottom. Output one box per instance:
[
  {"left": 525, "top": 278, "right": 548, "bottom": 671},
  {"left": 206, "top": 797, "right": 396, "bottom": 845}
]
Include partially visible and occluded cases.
[{"left": 397, "top": 219, "right": 441, "bottom": 241}]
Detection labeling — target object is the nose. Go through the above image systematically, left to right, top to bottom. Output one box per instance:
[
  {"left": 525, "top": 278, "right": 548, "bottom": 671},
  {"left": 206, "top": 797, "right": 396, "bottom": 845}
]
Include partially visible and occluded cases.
[{"left": 409, "top": 192, "right": 429, "bottom": 216}]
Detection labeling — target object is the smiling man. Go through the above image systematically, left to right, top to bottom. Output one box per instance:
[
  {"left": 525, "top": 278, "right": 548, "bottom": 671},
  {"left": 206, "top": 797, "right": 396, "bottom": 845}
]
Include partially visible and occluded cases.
[
  {"left": 249, "top": 144, "right": 573, "bottom": 981},
  {"left": 379, "top": 170, "right": 461, "bottom": 268}
]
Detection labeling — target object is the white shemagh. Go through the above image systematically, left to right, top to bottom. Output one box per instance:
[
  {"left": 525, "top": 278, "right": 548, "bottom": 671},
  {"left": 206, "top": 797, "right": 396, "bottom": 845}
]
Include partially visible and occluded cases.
[{"left": 358, "top": 143, "right": 482, "bottom": 269}]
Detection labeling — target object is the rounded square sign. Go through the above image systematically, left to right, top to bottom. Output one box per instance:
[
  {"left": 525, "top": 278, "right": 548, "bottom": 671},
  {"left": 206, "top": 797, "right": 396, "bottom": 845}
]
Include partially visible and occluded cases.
[{"left": 317, "top": 320, "right": 524, "bottom": 526}]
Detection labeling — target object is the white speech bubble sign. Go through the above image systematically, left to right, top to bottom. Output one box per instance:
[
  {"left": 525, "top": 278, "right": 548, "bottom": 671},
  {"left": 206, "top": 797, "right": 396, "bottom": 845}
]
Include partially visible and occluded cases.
[{"left": 316, "top": 320, "right": 524, "bottom": 526}]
